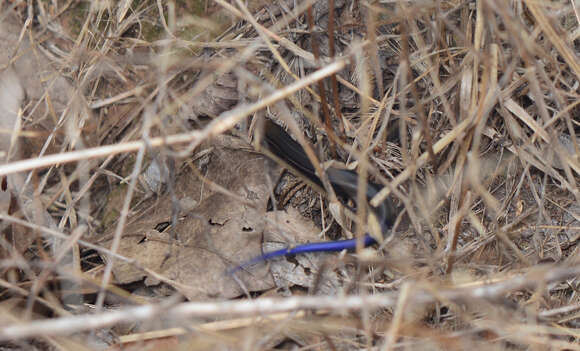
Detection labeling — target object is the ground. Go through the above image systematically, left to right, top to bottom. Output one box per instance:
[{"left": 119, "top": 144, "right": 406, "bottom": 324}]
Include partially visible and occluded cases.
[{"left": 0, "top": 0, "right": 579, "bottom": 350}]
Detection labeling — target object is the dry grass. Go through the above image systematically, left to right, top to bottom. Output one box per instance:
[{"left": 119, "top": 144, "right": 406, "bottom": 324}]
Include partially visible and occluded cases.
[{"left": 0, "top": 0, "right": 579, "bottom": 349}]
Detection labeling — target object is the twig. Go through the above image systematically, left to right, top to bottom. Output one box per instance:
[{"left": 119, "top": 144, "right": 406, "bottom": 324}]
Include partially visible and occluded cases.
[{"left": 1, "top": 263, "right": 579, "bottom": 340}]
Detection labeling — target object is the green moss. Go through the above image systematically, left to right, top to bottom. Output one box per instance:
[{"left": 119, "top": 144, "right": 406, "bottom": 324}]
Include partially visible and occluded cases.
[
  {"left": 175, "top": 0, "right": 206, "bottom": 15},
  {"left": 62, "top": 1, "right": 91, "bottom": 38},
  {"left": 141, "top": 20, "right": 165, "bottom": 42},
  {"left": 100, "top": 184, "right": 125, "bottom": 230}
]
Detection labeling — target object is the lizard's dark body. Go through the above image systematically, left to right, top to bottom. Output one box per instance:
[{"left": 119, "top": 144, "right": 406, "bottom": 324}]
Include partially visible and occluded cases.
[{"left": 231, "top": 120, "right": 396, "bottom": 272}]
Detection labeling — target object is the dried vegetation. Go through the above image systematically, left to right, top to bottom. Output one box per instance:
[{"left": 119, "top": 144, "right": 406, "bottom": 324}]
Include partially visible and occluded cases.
[{"left": 0, "top": 0, "right": 580, "bottom": 349}]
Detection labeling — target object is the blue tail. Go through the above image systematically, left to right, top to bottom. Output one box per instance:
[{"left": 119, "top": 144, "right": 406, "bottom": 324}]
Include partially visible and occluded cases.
[
  {"left": 227, "top": 120, "right": 395, "bottom": 275},
  {"left": 229, "top": 234, "right": 376, "bottom": 274}
]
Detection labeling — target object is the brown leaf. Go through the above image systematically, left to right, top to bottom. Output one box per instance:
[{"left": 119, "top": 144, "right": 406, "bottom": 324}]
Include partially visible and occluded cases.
[
  {"left": 0, "top": 13, "right": 73, "bottom": 117},
  {"left": 103, "top": 144, "right": 276, "bottom": 300},
  {"left": 260, "top": 208, "right": 344, "bottom": 295}
]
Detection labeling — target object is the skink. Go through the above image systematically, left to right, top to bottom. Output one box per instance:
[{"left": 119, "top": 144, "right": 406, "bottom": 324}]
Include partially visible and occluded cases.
[{"left": 232, "top": 120, "right": 395, "bottom": 271}]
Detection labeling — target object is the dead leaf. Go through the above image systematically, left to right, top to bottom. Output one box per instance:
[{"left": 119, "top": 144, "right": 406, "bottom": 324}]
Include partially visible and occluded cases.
[
  {"left": 0, "top": 12, "right": 74, "bottom": 234},
  {"left": 0, "top": 13, "right": 73, "bottom": 117},
  {"left": 0, "top": 66, "right": 24, "bottom": 159},
  {"left": 190, "top": 71, "right": 238, "bottom": 118},
  {"left": 103, "top": 143, "right": 276, "bottom": 300},
  {"left": 260, "top": 208, "right": 344, "bottom": 296}
]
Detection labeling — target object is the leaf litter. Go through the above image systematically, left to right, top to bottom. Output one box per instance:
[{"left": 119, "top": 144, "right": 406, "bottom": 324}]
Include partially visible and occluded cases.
[
  {"left": 0, "top": 0, "right": 580, "bottom": 350},
  {"left": 101, "top": 139, "right": 277, "bottom": 300}
]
